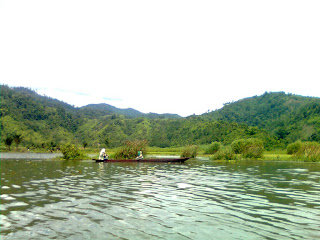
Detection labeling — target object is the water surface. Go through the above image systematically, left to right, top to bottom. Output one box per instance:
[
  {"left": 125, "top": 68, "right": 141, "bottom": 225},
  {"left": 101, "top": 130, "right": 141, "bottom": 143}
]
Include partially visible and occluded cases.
[{"left": 1, "top": 158, "right": 320, "bottom": 239}]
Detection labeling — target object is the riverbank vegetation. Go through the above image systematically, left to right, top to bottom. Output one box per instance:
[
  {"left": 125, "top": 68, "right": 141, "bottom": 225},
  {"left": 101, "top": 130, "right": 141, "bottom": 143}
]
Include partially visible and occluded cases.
[
  {"left": 1, "top": 85, "right": 320, "bottom": 162},
  {"left": 113, "top": 140, "right": 148, "bottom": 159},
  {"left": 288, "top": 141, "right": 320, "bottom": 162},
  {"left": 60, "top": 143, "right": 88, "bottom": 160},
  {"left": 181, "top": 145, "right": 198, "bottom": 158}
]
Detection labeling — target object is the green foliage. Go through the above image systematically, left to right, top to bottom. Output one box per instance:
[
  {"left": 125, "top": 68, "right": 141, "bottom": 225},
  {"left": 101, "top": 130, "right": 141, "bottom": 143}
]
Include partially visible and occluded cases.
[
  {"left": 275, "top": 127, "right": 289, "bottom": 140},
  {"left": 13, "top": 133, "right": 23, "bottom": 150},
  {"left": 4, "top": 136, "right": 13, "bottom": 151},
  {"left": 232, "top": 138, "right": 264, "bottom": 159},
  {"left": 231, "top": 139, "right": 247, "bottom": 154},
  {"left": 113, "top": 140, "right": 148, "bottom": 159},
  {"left": 287, "top": 140, "right": 303, "bottom": 154},
  {"left": 204, "top": 142, "right": 221, "bottom": 155},
  {"left": 294, "top": 142, "right": 320, "bottom": 162},
  {"left": 61, "top": 144, "right": 82, "bottom": 160},
  {"left": 242, "top": 144, "right": 264, "bottom": 159},
  {"left": 181, "top": 145, "right": 198, "bottom": 158},
  {"left": 211, "top": 146, "right": 235, "bottom": 160}
]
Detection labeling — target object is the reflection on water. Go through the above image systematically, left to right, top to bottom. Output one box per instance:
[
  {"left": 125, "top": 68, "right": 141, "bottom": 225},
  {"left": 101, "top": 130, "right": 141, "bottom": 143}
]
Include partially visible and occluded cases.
[{"left": 1, "top": 159, "right": 320, "bottom": 239}]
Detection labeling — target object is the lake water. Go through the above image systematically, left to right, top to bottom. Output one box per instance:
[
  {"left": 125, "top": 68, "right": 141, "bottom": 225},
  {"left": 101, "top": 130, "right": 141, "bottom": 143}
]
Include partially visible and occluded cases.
[{"left": 1, "top": 157, "right": 320, "bottom": 239}]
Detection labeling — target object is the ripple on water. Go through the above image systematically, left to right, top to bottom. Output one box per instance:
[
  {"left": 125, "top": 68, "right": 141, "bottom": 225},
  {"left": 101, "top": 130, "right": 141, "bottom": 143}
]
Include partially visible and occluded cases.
[{"left": 1, "top": 160, "right": 320, "bottom": 239}]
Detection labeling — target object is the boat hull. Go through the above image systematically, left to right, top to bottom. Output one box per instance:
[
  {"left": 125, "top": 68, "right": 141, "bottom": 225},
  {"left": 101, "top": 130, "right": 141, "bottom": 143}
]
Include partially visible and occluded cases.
[{"left": 93, "top": 157, "right": 190, "bottom": 163}]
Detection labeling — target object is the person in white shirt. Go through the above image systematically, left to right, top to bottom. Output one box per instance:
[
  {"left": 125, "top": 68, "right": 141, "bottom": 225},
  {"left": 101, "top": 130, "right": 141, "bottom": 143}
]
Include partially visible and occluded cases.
[{"left": 99, "top": 148, "right": 108, "bottom": 160}]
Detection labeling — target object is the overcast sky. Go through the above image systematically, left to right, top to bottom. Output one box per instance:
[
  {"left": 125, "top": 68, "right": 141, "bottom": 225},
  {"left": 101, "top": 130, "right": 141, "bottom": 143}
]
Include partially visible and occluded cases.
[{"left": 1, "top": 0, "right": 319, "bottom": 116}]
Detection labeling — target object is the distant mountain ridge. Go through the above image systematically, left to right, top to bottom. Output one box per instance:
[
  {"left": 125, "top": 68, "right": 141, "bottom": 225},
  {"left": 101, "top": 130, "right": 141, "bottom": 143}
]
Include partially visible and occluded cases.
[
  {"left": 0, "top": 85, "right": 181, "bottom": 119},
  {"left": 79, "top": 104, "right": 181, "bottom": 119}
]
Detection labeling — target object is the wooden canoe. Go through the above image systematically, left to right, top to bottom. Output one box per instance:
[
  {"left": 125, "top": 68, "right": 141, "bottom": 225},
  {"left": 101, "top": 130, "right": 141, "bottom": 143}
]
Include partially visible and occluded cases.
[{"left": 93, "top": 157, "right": 190, "bottom": 163}]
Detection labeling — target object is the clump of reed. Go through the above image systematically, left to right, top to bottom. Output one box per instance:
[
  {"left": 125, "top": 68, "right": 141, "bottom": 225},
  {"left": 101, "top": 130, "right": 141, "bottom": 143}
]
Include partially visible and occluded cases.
[
  {"left": 209, "top": 138, "right": 264, "bottom": 161},
  {"left": 231, "top": 138, "right": 264, "bottom": 159},
  {"left": 113, "top": 140, "right": 148, "bottom": 159},
  {"left": 204, "top": 141, "right": 221, "bottom": 155},
  {"left": 288, "top": 141, "right": 320, "bottom": 162},
  {"left": 181, "top": 145, "right": 198, "bottom": 158},
  {"left": 211, "top": 146, "right": 235, "bottom": 160}
]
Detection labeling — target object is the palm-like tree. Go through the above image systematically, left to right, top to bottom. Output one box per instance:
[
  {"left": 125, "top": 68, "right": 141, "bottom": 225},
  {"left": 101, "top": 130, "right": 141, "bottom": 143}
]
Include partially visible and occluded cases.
[{"left": 13, "top": 134, "right": 23, "bottom": 150}]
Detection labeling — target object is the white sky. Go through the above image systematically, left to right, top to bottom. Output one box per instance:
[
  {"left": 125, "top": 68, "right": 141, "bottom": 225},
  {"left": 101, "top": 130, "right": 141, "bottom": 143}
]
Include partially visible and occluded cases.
[{"left": 1, "top": 0, "right": 319, "bottom": 116}]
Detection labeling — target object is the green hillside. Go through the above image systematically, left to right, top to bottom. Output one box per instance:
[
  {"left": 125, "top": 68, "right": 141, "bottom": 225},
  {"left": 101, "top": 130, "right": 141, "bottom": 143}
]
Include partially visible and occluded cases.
[
  {"left": 0, "top": 85, "right": 82, "bottom": 149},
  {"left": 1, "top": 85, "right": 319, "bottom": 152},
  {"left": 204, "top": 92, "right": 320, "bottom": 143}
]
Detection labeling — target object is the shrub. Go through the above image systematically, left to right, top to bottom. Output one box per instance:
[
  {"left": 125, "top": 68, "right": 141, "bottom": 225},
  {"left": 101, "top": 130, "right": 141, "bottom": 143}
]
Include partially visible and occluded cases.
[
  {"left": 231, "top": 138, "right": 264, "bottom": 159},
  {"left": 231, "top": 139, "right": 247, "bottom": 154},
  {"left": 114, "top": 140, "right": 148, "bottom": 159},
  {"left": 287, "top": 140, "right": 302, "bottom": 154},
  {"left": 204, "top": 142, "right": 221, "bottom": 155},
  {"left": 61, "top": 144, "right": 82, "bottom": 160},
  {"left": 242, "top": 144, "right": 264, "bottom": 159},
  {"left": 181, "top": 145, "right": 198, "bottom": 158},
  {"left": 211, "top": 146, "right": 235, "bottom": 160}
]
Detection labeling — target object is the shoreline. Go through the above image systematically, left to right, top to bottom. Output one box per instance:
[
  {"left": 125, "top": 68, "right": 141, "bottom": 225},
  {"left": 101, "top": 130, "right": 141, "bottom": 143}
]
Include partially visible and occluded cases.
[{"left": 1, "top": 151, "right": 318, "bottom": 163}]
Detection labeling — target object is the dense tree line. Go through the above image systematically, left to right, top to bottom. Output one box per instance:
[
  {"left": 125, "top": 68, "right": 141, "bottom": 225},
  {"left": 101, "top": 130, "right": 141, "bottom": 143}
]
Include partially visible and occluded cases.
[{"left": 1, "top": 85, "right": 319, "bottom": 151}]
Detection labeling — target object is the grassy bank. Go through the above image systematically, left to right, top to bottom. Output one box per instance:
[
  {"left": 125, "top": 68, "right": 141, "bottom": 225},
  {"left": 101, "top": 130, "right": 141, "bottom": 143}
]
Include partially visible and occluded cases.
[{"left": 263, "top": 150, "right": 292, "bottom": 161}]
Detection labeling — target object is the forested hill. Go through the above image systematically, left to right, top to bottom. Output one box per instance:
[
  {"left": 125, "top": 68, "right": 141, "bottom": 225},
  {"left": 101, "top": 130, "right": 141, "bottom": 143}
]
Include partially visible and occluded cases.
[
  {"left": 1, "top": 85, "right": 320, "bottom": 150},
  {"left": 203, "top": 92, "right": 320, "bottom": 142},
  {"left": 79, "top": 104, "right": 181, "bottom": 119}
]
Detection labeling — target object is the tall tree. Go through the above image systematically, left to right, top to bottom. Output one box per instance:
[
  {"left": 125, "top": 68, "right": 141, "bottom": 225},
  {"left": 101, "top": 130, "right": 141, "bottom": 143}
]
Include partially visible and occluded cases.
[{"left": 5, "top": 136, "right": 13, "bottom": 151}]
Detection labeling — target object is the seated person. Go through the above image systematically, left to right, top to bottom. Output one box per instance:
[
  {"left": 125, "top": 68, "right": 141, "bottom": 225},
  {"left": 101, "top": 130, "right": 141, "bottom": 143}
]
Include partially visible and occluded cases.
[
  {"left": 99, "top": 148, "right": 109, "bottom": 160},
  {"left": 136, "top": 150, "right": 144, "bottom": 160}
]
